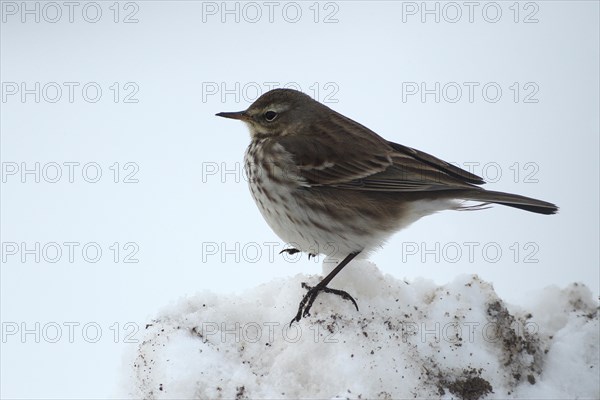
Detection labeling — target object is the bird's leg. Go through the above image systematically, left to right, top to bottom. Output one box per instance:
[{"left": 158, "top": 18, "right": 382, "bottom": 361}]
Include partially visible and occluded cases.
[
  {"left": 279, "top": 248, "right": 301, "bottom": 256},
  {"left": 291, "top": 251, "right": 361, "bottom": 325}
]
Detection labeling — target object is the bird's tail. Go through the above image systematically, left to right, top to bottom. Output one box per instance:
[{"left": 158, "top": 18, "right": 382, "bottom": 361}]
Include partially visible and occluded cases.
[{"left": 459, "top": 190, "right": 558, "bottom": 215}]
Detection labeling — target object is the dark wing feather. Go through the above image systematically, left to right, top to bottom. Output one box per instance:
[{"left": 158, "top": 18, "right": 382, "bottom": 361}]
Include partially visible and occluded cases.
[
  {"left": 276, "top": 109, "right": 485, "bottom": 192},
  {"left": 276, "top": 112, "right": 393, "bottom": 185},
  {"left": 386, "top": 141, "right": 485, "bottom": 185}
]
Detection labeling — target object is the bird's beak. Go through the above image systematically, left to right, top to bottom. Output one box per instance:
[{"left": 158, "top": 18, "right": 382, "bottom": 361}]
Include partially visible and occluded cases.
[{"left": 215, "top": 111, "right": 248, "bottom": 121}]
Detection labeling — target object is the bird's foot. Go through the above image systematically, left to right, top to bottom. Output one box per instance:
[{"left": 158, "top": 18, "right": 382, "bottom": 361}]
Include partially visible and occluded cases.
[
  {"left": 279, "top": 248, "right": 300, "bottom": 256},
  {"left": 280, "top": 249, "right": 317, "bottom": 260},
  {"left": 290, "top": 282, "right": 358, "bottom": 325}
]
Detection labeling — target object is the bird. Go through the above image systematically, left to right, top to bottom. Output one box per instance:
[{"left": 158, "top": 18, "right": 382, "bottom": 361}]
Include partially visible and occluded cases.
[{"left": 216, "top": 88, "right": 558, "bottom": 324}]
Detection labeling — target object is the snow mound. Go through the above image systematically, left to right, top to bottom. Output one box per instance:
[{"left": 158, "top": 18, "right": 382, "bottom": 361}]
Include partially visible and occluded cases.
[{"left": 125, "top": 261, "right": 599, "bottom": 399}]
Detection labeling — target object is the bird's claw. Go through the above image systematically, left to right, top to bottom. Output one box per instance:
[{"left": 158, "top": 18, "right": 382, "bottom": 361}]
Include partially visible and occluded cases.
[
  {"left": 279, "top": 248, "right": 300, "bottom": 255},
  {"left": 280, "top": 249, "right": 317, "bottom": 260},
  {"left": 290, "top": 282, "right": 359, "bottom": 326}
]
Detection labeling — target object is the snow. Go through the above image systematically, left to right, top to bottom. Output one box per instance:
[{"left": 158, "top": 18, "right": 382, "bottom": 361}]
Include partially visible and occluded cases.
[{"left": 122, "top": 260, "right": 599, "bottom": 399}]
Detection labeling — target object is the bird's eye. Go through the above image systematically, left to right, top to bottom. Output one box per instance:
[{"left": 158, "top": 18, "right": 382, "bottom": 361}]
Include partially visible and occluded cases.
[{"left": 264, "top": 111, "right": 278, "bottom": 122}]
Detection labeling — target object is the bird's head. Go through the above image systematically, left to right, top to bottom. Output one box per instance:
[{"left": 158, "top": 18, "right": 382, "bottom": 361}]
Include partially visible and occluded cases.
[{"left": 216, "top": 88, "right": 320, "bottom": 139}]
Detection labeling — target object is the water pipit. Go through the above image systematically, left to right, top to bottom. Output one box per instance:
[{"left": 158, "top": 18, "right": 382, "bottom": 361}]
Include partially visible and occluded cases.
[{"left": 216, "top": 89, "right": 557, "bottom": 324}]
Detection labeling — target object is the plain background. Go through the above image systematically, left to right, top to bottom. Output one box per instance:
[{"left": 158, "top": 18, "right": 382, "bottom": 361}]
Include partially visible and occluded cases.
[{"left": 1, "top": 1, "right": 598, "bottom": 398}]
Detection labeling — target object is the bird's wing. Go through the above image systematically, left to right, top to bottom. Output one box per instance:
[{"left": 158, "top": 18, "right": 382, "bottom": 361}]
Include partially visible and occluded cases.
[
  {"left": 276, "top": 111, "right": 485, "bottom": 192},
  {"left": 275, "top": 128, "right": 390, "bottom": 186},
  {"left": 386, "top": 141, "right": 485, "bottom": 185}
]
